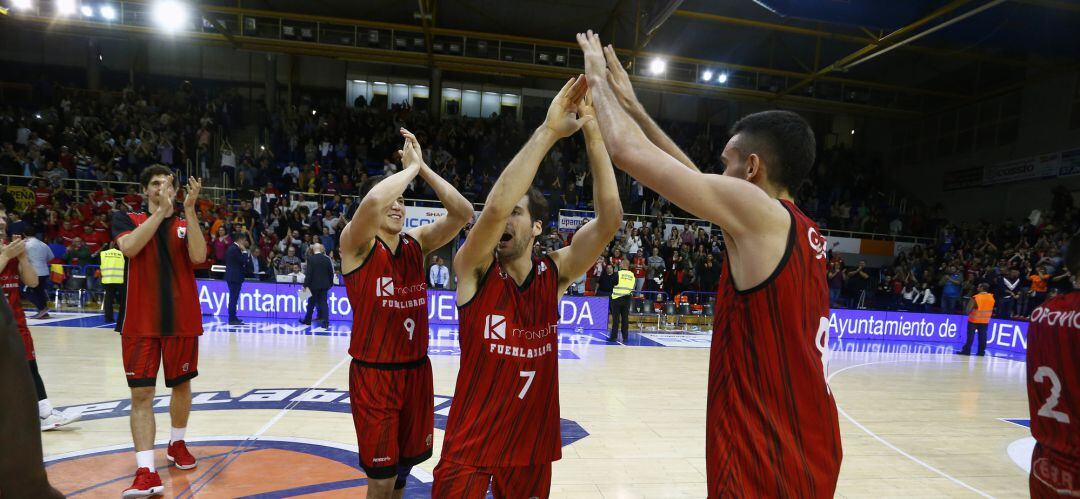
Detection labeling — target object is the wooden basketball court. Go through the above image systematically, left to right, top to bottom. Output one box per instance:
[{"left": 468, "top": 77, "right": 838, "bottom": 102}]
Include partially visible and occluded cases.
[{"left": 30, "top": 313, "right": 1032, "bottom": 498}]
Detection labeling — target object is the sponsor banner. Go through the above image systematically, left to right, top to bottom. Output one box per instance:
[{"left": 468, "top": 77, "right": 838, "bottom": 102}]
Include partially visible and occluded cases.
[
  {"left": 1059, "top": 148, "right": 1080, "bottom": 178},
  {"left": 1035, "top": 152, "right": 1062, "bottom": 178},
  {"left": 984, "top": 157, "right": 1038, "bottom": 185},
  {"left": 943, "top": 166, "right": 986, "bottom": 191},
  {"left": 9, "top": 186, "right": 34, "bottom": 212},
  {"left": 403, "top": 205, "right": 448, "bottom": 230},
  {"left": 558, "top": 210, "right": 594, "bottom": 233},
  {"left": 828, "top": 237, "right": 861, "bottom": 254},
  {"left": 893, "top": 241, "right": 919, "bottom": 257},
  {"left": 196, "top": 280, "right": 609, "bottom": 330},
  {"left": 829, "top": 309, "right": 1028, "bottom": 354}
]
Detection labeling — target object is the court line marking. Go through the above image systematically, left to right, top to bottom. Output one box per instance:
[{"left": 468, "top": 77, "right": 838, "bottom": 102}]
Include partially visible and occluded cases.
[
  {"left": 175, "top": 354, "right": 352, "bottom": 499},
  {"left": 828, "top": 358, "right": 996, "bottom": 498}
]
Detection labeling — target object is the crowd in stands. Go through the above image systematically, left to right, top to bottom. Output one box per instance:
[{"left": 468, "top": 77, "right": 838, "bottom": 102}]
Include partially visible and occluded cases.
[
  {"left": 1, "top": 79, "right": 1074, "bottom": 321},
  {"left": 830, "top": 185, "right": 1078, "bottom": 319}
]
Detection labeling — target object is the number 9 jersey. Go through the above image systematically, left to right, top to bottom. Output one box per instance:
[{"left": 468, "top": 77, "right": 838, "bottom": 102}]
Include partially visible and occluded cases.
[
  {"left": 344, "top": 234, "right": 429, "bottom": 363},
  {"left": 1027, "top": 291, "right": 1080, "bottom": 497}
]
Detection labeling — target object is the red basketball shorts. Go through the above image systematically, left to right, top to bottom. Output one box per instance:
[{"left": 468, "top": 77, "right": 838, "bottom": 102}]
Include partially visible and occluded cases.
[
  {"left": 121, "top": 336, "right": 199, "bottom": 388},
  {"left": 348, "top": 356, "right": 434, "bottom": 479},
  {"left": 432, "top": 459, "right": 552, "bottom": 499}
]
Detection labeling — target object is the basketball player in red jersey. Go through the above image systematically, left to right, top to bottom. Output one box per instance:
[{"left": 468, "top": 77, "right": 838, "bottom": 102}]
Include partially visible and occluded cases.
[
  {"left": 579, "top": 31, "right": 842, "bottom": 497},
  {"left": 433, "top": 77, "right": 621, "bottom": 498},
  {"left": 339, "top": 129, "right": 473, "bottom": 499},
  {"left": 112, "top": 165, "right": 207, "bottom": 498},
  {"left": 0, "top": 228, "right": 79, "bottom": 431},
  {"left": 1026, "top": 233, "right": 1080, "bottom": 498}
]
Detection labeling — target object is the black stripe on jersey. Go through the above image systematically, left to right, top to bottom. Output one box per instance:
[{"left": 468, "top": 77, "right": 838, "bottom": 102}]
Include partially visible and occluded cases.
[
  {"left": 733, "top": 201, "right": 796, "bottom": 295},
  {"left": 156, "top": 218, "right": 175, "bottom": 336},
  {"left": 765, "top": 282, "right": 816, "bottom": 492}
]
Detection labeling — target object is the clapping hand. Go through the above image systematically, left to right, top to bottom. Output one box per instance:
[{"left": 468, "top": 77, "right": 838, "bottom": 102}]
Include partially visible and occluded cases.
[{"left": 542, "top": 76, "right": 591, "bottom": 138}]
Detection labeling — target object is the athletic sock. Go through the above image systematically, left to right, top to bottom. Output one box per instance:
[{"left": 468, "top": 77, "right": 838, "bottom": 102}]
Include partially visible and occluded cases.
[
  {"left": 38, "top": 398, "right": 53, "bottom": 419},
  {"left": 170, "top": 427, "right": 186, "bottom": 444},
  {"left": 136, "top": 450, "right": 156, "bottom": 472}
]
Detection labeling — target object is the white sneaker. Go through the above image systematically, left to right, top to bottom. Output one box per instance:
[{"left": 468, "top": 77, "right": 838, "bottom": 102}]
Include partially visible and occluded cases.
[{"left": 40, "top": 410, "right": 81, "bottom": 431}]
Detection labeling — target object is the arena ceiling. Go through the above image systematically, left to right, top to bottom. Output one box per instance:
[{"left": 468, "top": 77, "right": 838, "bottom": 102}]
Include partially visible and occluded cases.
[{"left": 6, "top": 0, "right": 1080, "bottom": 116}]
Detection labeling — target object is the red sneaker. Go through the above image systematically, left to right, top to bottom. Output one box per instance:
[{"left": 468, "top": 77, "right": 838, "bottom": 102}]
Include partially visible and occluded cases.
[
  {"left": 167, "top": 440, "right": 198, "bottom": 470},
  {"left": 122, "top": 467, "right": 164, "bottom": 498}
]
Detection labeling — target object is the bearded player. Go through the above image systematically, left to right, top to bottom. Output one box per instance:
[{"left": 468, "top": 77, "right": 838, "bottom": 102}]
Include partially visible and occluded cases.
[
  {"left": 578, "top": 31, "right": 842, "bottom": 497},
  {"left": 433, "top": 77, "right": 621, "bottom": 498},
  {"left": 339, "top": 129, "right": 472, "bottom": 499},
  {"left": 113, "top": 166, "right": 207, "bottom": 498},
  {"left": 0, "top": 228, "right": 79, "bottom": 431},
  {"left": 1026, "top": 232, "right": 1080, "bottom": 498}
]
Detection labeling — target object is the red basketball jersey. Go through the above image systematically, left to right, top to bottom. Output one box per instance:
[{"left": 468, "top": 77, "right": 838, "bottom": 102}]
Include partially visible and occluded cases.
[
  {"left": 708, "top": 199, "right": 842, "bottom": 497},
  {"left": 111, "top": 211, "right": 202, "bottom": 337},
  {"left": 344, "top": 234, "right": 429, "bottom": 363},
  {"left": 441, "top": 256, "right": 562, "bottom": 467},
  {"left": 0, "top": 260, "right": 30, "bottom": 335},
  {"left": 1027, "top": 292, "right": 1080, "bottom": 472}
]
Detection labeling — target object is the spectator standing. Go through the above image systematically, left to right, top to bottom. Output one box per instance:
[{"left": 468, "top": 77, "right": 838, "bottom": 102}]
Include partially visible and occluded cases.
[
  {"left": 22, "top": 233, "right": 53, "bottom": 319},
  {"left": 224, "top": 233, "right": 253, "bottom": 326},
  {"left": 100, "top": 242, "right": 125, "bottom": 330},
  {"left": 300, "top": 243, "right": 334, "bottom": 329},
  {"left": 631, "top": 250, "right": 647, "bottom": 290},
  {"left": 428, "top": 255, "right": 450, "bottom": 289},
  {"left": 609, "top": 259, "right": 635, "bottom": 343},
  {"left": 827, "top": 261, "right": 844, "bottom": 308},
  {"left": 845, "top": 261, "right": 870, "bottom": 309},
  {"left": 597, "top": 264, "right": 617, "bottom": 296},
  {"left": 940, "top": 266, "right": 963, "bottom": 313},
  {"left": 1028, "top": 266, "right": 1050, "bottom": 316},
  {"left": 997, "top": 269, "right": 1022, "bottom": 318},
  {"left": 958, "top": 283, "right": 994, "bottom": 356}
]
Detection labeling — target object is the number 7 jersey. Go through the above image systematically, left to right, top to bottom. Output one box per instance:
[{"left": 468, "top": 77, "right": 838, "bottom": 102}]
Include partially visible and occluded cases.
[
  {"left": 344, "top": 234, "right": 428, "bottom": 363},
  {"left": 441, "top": 256, "right": 562, "bottom": 467}
]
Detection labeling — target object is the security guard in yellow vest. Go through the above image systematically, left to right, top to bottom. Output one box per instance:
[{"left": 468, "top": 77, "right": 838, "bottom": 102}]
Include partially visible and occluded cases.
[
  {"left": 99, "top": 242, "right": 126, "bottom": 331},
  {"left": 609, "top": 259, "right": 637, "bottom": 343},
  {"left": 959, "top": 283, "right": 995, "bottom": 356}
]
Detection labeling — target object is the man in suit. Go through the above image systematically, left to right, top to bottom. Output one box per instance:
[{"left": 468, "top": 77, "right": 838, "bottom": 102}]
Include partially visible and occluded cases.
[
  {"left": 225, "top": 233, "right": 253, "bottom": 326},
  {"left": 301, "top": 243, "right": 335, "bottom": 329},
  {"left": 250, "top": 247, "right": 271, "bottom": 281},
  {"left": 428, "top": 255, "right": 450, "bottom": 289}
]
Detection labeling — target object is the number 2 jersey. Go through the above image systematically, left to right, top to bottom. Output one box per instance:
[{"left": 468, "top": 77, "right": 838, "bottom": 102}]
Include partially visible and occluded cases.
[
  {"left": 709, "top": 199, "right": 842, "bottom": 497},
  {"left": 344, "top": 234, "right": 428, "bottom": 363},
  {"left": 441, "top": 256, "right": 562, "bottom": 467},
  {"left": 1027, "top": 290, "right": 1080, "bottom": 494}
]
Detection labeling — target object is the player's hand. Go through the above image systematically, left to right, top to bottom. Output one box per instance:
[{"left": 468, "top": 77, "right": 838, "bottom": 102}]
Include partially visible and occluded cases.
[
  {"left": 576, "top": 30, "right": 607, "bottom": 87},
  {"left": 603, "top": 44, "right": 641, "bottom": 112},
  {"left": 543, "top": 75, "right": 591, "bottom": 139},
  {"left": 579, "top": 91, "right": 600, "bottom": 136},
  {"left": 399, "top": 128, "right": 424, "bottom": 170},
  {"left": 158, "top": 176, "right": 176, "bottom": 218},
  {"left": 184, "top": 177, "right": 202, "bottom": 211},
  {"left": 1, "top": 239, "right": 26, "bottom": 259}
]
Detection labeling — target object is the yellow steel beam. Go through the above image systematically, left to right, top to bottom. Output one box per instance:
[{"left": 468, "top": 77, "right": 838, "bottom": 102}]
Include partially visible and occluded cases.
[
  {"left": 776, "top": 0, "right": 974, "bottom": 98},
  {"left": 672, "top": 8, "right": 1035, "bottom": 67}
]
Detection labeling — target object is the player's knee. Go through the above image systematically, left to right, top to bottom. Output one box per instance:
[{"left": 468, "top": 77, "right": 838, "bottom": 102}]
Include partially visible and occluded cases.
[
  {"left": 130, "top": 387, "right": 155, "bottom": 406},
  {"left": 366, "top": 476, "right": 397, "bottom": 496}
]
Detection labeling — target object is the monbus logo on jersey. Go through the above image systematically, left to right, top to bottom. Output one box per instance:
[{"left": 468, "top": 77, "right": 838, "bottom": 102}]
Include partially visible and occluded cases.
[
  {"left": 376, "top": 277, "right": 394, "bottom": 297},
  {"left": 485, "top": 314, "right": 506, "bottom": 340}
]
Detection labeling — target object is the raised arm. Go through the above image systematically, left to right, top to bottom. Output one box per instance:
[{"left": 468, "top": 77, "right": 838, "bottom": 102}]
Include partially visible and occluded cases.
[
  {"left": 577, "top": 31, "right": 782, "bottom": 239},
  {"left": 602, "top": 45, "right": 698, "bottom": 172},
  {"left": 455, "top": 77, "right": 590, "bottom": 287},
  {"left": 550, "top": 92, "right": 622, "bottom": 293},
  {"left": 403, "top": 130, "right": 474, "bottom": 255},
  {"left": 339, "top": 143, "right": 421, "bottom": 261},
  {"left": 182, "top": 177, "right": 207, "bottom": 264},
  {"left": 0, "top": 240, "right": 35, "bottom": 287}
]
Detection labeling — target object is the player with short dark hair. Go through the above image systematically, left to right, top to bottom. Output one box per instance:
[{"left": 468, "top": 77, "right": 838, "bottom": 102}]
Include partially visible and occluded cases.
[
  {"left": 578, "top": 31, "right": 842, "bottom": 497},
  {"left": 433, "top": 77, "right": 622, "bottom": 498},
  {"left": 339, "top": 129, "right": 473, "bottom": 499},
  {"left": 112, "top": 165, "right": 207, "bottom": 498},
  {"left": 1025, "top": 233, "right": 1080, "bottom": 497}
]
